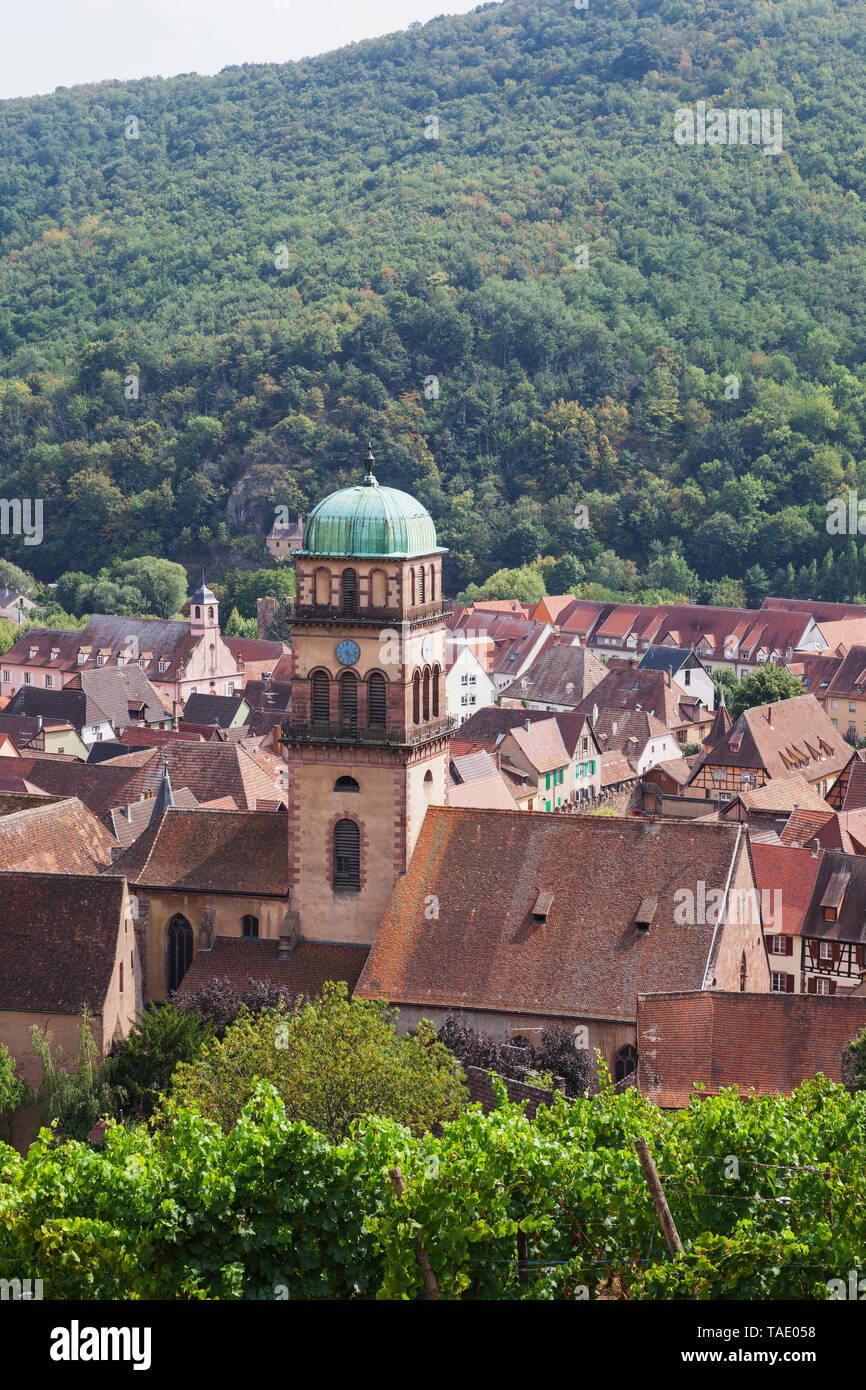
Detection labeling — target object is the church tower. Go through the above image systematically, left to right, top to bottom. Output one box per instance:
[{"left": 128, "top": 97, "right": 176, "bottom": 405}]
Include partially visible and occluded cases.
[
  {"left": 285, "top": 448, "right": 452, "bottom": 944},
  {"left": 189, "top": 579, "right": 219, "bottom": 637}
]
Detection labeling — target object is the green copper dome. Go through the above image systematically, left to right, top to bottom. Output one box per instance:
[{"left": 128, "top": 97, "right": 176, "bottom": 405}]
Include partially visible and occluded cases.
[{"left": 299, "top": 450, "right": 444, "bottom": 559}]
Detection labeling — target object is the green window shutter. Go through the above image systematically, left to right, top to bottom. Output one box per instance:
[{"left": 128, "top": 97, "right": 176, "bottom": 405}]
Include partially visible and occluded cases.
[
  {"left": 546, "top": 772, "right": 550, "bottom": 789},
  {"left": 545, "top": 800, "right": 551, "bottom": 812}
]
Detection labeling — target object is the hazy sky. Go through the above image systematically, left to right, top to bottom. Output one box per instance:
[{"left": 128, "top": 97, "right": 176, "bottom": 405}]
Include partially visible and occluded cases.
[{"left": 0, "top": 0, "right": 484, "bottom": 100}]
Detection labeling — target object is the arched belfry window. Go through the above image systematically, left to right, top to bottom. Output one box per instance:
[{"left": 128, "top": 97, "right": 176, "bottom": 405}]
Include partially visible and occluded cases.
[
  {"left": 431, "top": 566, "right": 437, "bottom": 601},
  {"left": 418, "top": 567, "right": 426, "bottom": 604},
  {"left": 342, "top": 568, "right": 358, "bottom": 616},
  {"left": 370, "top": 568, "right": 387, "bottom": 607},
  {"left": 410, "top": 569, "right": 416, "bottom": 606},
  {"left": 432, "top": 663, "right": 440, "bottom": 718},
  {"left": 422, "top": 668, "right": 431, "bottom": 721},
  {"left": 312, "top": 670, "right": 330, "bottom": 724},
  {"left": 340, "top": 670, "right": 358, "bottom": 728},
  {"left": 412, "top": 670, "right": 421, "bottom": 725},
  {"left": 368, "top": 671, "right": 387, "bottom": 727},
  {"left": 334, "top": 775, "right": 359, "bottom": 792},
  {"left": 334, "top": 819, "right": 360, "bottom": 891},
  {"left": 167, "top": 913, "right": 193, "bottom": 993},
  {"left": 614, "top": 1045, "right": 637, "bottom": 1086}
]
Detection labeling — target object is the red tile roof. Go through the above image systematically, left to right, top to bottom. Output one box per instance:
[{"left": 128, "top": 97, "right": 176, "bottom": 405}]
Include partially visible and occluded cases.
[
  {"left": 0, "top": 797, "right": 118, "bottom": 874},
  {"left": 103, "top": 807, "right": 288, "bottom": 896},
  {"left": 356, "top": 809, "right": 750, "bottom": 1023},
  {"left": 749, "top": 842, "right": 823, "bottom": 935},
  {"left": 0, "top": 871, "right": 126, "bottom": 1013},
  {"left": 175, "top": 936, "right": 370, "bottom": 1000},
  {"left": 637, "top": 990, "right": 866, "bottom": 1106}
]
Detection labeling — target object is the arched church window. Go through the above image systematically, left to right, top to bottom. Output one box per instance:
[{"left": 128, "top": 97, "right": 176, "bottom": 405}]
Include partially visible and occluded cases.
[
  {"left": 430, "top": 566, "right": 436, "bottom": 601},
  {"left": 341, "top": 568, "right": 358, "bottom": 616},
  {"left": 207, "top": 607, "right": 214, "bottom": 621},
  {"left": 432, "top": 664, "right": 440, "bottom": 718},
  {"left": 422, "top": 668, "right": 431, "bottom": 721},
  {"left": 312, "top": 670, "right": 330, "bottom": 724},
  {"left": 340, "top": 670, "right": 358, "bottom": 728},
  {"left": 412, "top": 670, "right": 421, "bottom": 725},
  {"left": 368, "top": 672, "right": 387, "bottom": 727},
  {"left": 424, "top": 769, "right": 434, "bottom": 799},
  {"left": 334, "top": 775, "right": 360, "bottom": 792},
  {"left": 334, "top": 819, "right": 360, "bottom": 891},
  {"left": 167, "top": 913, "right": 193, "bottom": 993},
  {"left": 242, "top": 914, "right": 259, "bottom": 939},
  {"left": 614, "top": 1044, "right": 637, "bottom": 1086}
]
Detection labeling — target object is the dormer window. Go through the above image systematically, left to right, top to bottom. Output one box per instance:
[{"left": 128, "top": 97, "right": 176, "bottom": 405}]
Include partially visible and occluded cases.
[
  {"left": 28, "top": 647, "right": 36, "bottom": 659},
  {"left": 50, "top": 648, "right": 59, "bottom": 661},
  {"left": 77, "top": 650, "right": 86, "bottom": 665},
  {"left": 96, "top": 654, "right": 105, "bottom": 667},
  {"left": 159, "top": 658, "right": 169, "bottom": 673},
  {"left": 820, "top": 868, "right": 850, "bottom": 922},
  {"left": 532, "top": 890, "right": 553, "bottom": 924},
  {"left": 634, "top": 895, "right": 657, "bottom": 932}
]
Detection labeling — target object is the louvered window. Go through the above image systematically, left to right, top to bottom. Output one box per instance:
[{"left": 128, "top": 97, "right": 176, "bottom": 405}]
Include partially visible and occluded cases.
[
  {"left": 418, "top": 567, "right": 426, "bottom": 603},
  {"left": 341, "top": 568, "right": 358, "bottom": 616},
  {"left": 432, "top": 665, "right": 440, "bottom": 717},
  {"left": 423, "top": 669, "right": 431, "bottom": 721},
  {"left": 312, "top": 671, "right": 330, "bottom": 723},
  {"left": 340, "top": 671, "right": 358, "bottom": 727},
  {"left": 413, "top": 671, "right": 421, "bottom": 724},
  {"left": 368, "top": 672, "right": 387, "bottom": 727},
  {"left": 334, "top": 819, "right": 360, "bottom": 890}
]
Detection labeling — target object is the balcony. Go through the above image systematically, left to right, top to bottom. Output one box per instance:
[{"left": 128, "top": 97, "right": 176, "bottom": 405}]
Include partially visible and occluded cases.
[
  {"left": 285, "top": 600, "right": 447, "bottom": 629},
  {"left": 282, "top": 716, "right": 455, "bottom": 748}
]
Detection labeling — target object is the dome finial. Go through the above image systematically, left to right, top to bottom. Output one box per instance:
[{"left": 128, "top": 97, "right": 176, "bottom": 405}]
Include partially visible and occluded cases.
[{"left": 362, "top": 440, "right": 378, "bottom": 488}]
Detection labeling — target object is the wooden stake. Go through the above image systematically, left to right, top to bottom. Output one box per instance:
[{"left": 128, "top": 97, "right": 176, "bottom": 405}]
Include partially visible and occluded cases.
[
  {"left": 634, "top": 1137, "right": 699, "bottom": 1300},
  {"left": 389, "top": 1167, "right": 440, "bottom": 1300},
  {"left": 517, "top": 1229, "right": 530, "bottom": 1288}
]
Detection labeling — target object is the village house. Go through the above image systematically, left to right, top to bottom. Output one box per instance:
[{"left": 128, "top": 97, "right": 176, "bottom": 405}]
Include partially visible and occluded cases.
[
  {"left": 265, "top": 513, "right": 305, "bottom": 560},
  {"left": 0, "top": 582, "right": 243, "bottom": 712},
  {"left": 0, "top": 588, "right": 36, "bottom": 625},
  {"left": 445, "top": 608, "right": 554, "bottom": 698},
  {"left": 444, "top": 638, "right": 497, "bottom": 727},
  {"left": 499, "top": 643, "right": 606, "bottom": 712},
  {"left": 635, "top": 645, "right": 716, "bottom": 712},
  {"left": 569, "top": 661, "right": 713, "bottom": 751},
  {"left": 4, "top": 665, "right": 170, "bottom": 745},
  {"left": 686, "top": 695, "right": 849, "bottom": 805},
  {"left": 0, "top": 713, "right": 89, "bottom": 759},
  {"left": 447, "top": 748, "right": 520, "bottom": 810},
  {"left": 355, "top": 809, "right": 771, "bottom": 1078},
  {"left": 749, "top": 841, "right": 824, "bottom": 993},
  {"left": 797, "top": 848, "right": 866, "bottom": 995},
  {"left": 0, "top": 871, "right": 139, "bottom": 1148}
]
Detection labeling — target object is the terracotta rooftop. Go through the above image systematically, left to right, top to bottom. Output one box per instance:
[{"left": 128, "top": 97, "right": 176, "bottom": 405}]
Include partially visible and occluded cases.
[
  {"left": 499, "top": 644, "right": 607, "bottom": 708},
  {"left": 690, "top": 695, "right": 849, "bottom": 783},
  {"left": 504, "top": 718, "right": 570, "bottom": 774},
  {"left": 826, "top": 750, "right": 866, "bottom": 812},
  {"left": 447, "top": 771, "right": 519, "bottom": 810},
  {"left": 0, "top": 796, "right": 118, "bottom": 873},
  {"left": 103, "top": 807, "right": 289, "bottom": 896},
  {"left": 356, "top": 809, "right": 750, "bottom": 1024},
  {"left": 749, "top": 842, "right": 823, "bottom": 936},
  {"left": 800, "top": 849, "right": 866, "bottom": 945},
  {"left": 0, "top": 871, "right": 127, "bottom": 1014},
  {"left": 175, "top": 936, "right": 370, "bottom": 1000},
  {"left": 637, "top": 990, "right": 866, "bottom": 1106}
]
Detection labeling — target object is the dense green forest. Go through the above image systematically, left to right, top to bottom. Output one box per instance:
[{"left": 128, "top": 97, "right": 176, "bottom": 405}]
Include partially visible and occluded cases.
[{"left": 2, "top": 0, "right": 866, "bottom": 602}]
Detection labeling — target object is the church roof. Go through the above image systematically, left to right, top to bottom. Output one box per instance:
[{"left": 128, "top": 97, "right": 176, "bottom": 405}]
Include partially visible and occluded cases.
[{"left": 299, "top": 451, "right": 443, "bottom": 559}]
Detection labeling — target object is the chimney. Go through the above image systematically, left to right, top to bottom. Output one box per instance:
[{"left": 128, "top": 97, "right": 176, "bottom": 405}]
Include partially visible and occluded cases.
[
  {"left": 171, "top": 700, "right": 179, "bottom": 731},
  {"left": 592, "top": 703, "right": 598, "bottom": 724},
  {"left": 767, "top": 705, "right": 773, "bottom": 726},
  {"left": 36, "top": 715, "right": 43, "bottom": 732},
  {"left": 524, "top": 720, "right": 531, "bottom": 733},
  {"left": 809, "top": 837, "right": 820, "bottom": 856},
  {"left": 278, "top": 908, "right": 300, "bottom": 960}
]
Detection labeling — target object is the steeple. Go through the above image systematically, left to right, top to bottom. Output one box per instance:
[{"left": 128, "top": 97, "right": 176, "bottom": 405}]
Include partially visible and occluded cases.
[
  {"left": 707, "top": 688, "right": 733, "bottom": 747},
  {"left": 150, "top": 754, "right": 175, "bottom": 823}
]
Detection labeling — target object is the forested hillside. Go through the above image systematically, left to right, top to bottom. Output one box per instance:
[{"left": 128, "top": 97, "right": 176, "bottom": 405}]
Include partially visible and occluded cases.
[{"left": 1, "top": 0, "right": 866, "bottom": 600}]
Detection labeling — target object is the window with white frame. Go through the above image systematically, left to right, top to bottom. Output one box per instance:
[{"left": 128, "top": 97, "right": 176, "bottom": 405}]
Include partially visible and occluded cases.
[
  {"left": 819, "top": 940, "right": 832, "bottom": 960},
  {"left": 814, "top": 977, "right": 830, "bottom": 995}
]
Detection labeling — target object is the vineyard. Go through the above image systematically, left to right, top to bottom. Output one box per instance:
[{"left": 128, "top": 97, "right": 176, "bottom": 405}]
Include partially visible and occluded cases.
[{"left": 1, "top": 1071, "right": 864, "bottom": 1300}]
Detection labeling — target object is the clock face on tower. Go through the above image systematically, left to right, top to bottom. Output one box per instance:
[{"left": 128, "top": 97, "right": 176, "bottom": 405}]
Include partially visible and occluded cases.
[
  {"left": 421, "top": 635, "right": 433, "bottom": 663},
  {"left": 335, "top": 639, "right": 361, "bottom": 667}
]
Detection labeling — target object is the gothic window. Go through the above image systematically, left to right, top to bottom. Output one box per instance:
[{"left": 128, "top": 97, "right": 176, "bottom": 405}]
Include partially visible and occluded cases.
[
  {"left": 418, "top": 567, "right": 426, "bottom": 604},
  {"left": 341, "top": 568, "right": 358, "bottom": 616},
  {"left": 432, "top": 664, "right": 440, "bottom": 718},
  {"left": 422, "top": 668, "right": 431, "bottom": 721},
  {"left": 312, "top": 670, "right": 330, "bottom": 724},
  {"left": 340, "top": 670, "right": 358, "bottom": 727},
  {"left": 412, "top": 670, "right": 421, "bottom": 724},
  {"left": 368, "top": 671, "right": 387, "bottom": 727},
  {"left": 334, "top": 775, "right": 359, "bottom": 792},
  {"left": 334, "top": 819, "right": 360, "bottom": 890},
  {"left": 167, "top": 914, "right": 193, "bottom": 993},
  {"left": 242, "top": 914, "right": 259, "bottom": 939},
  {"left": 614, "top": 1045, "right": 637, "bottom": 1086}
]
